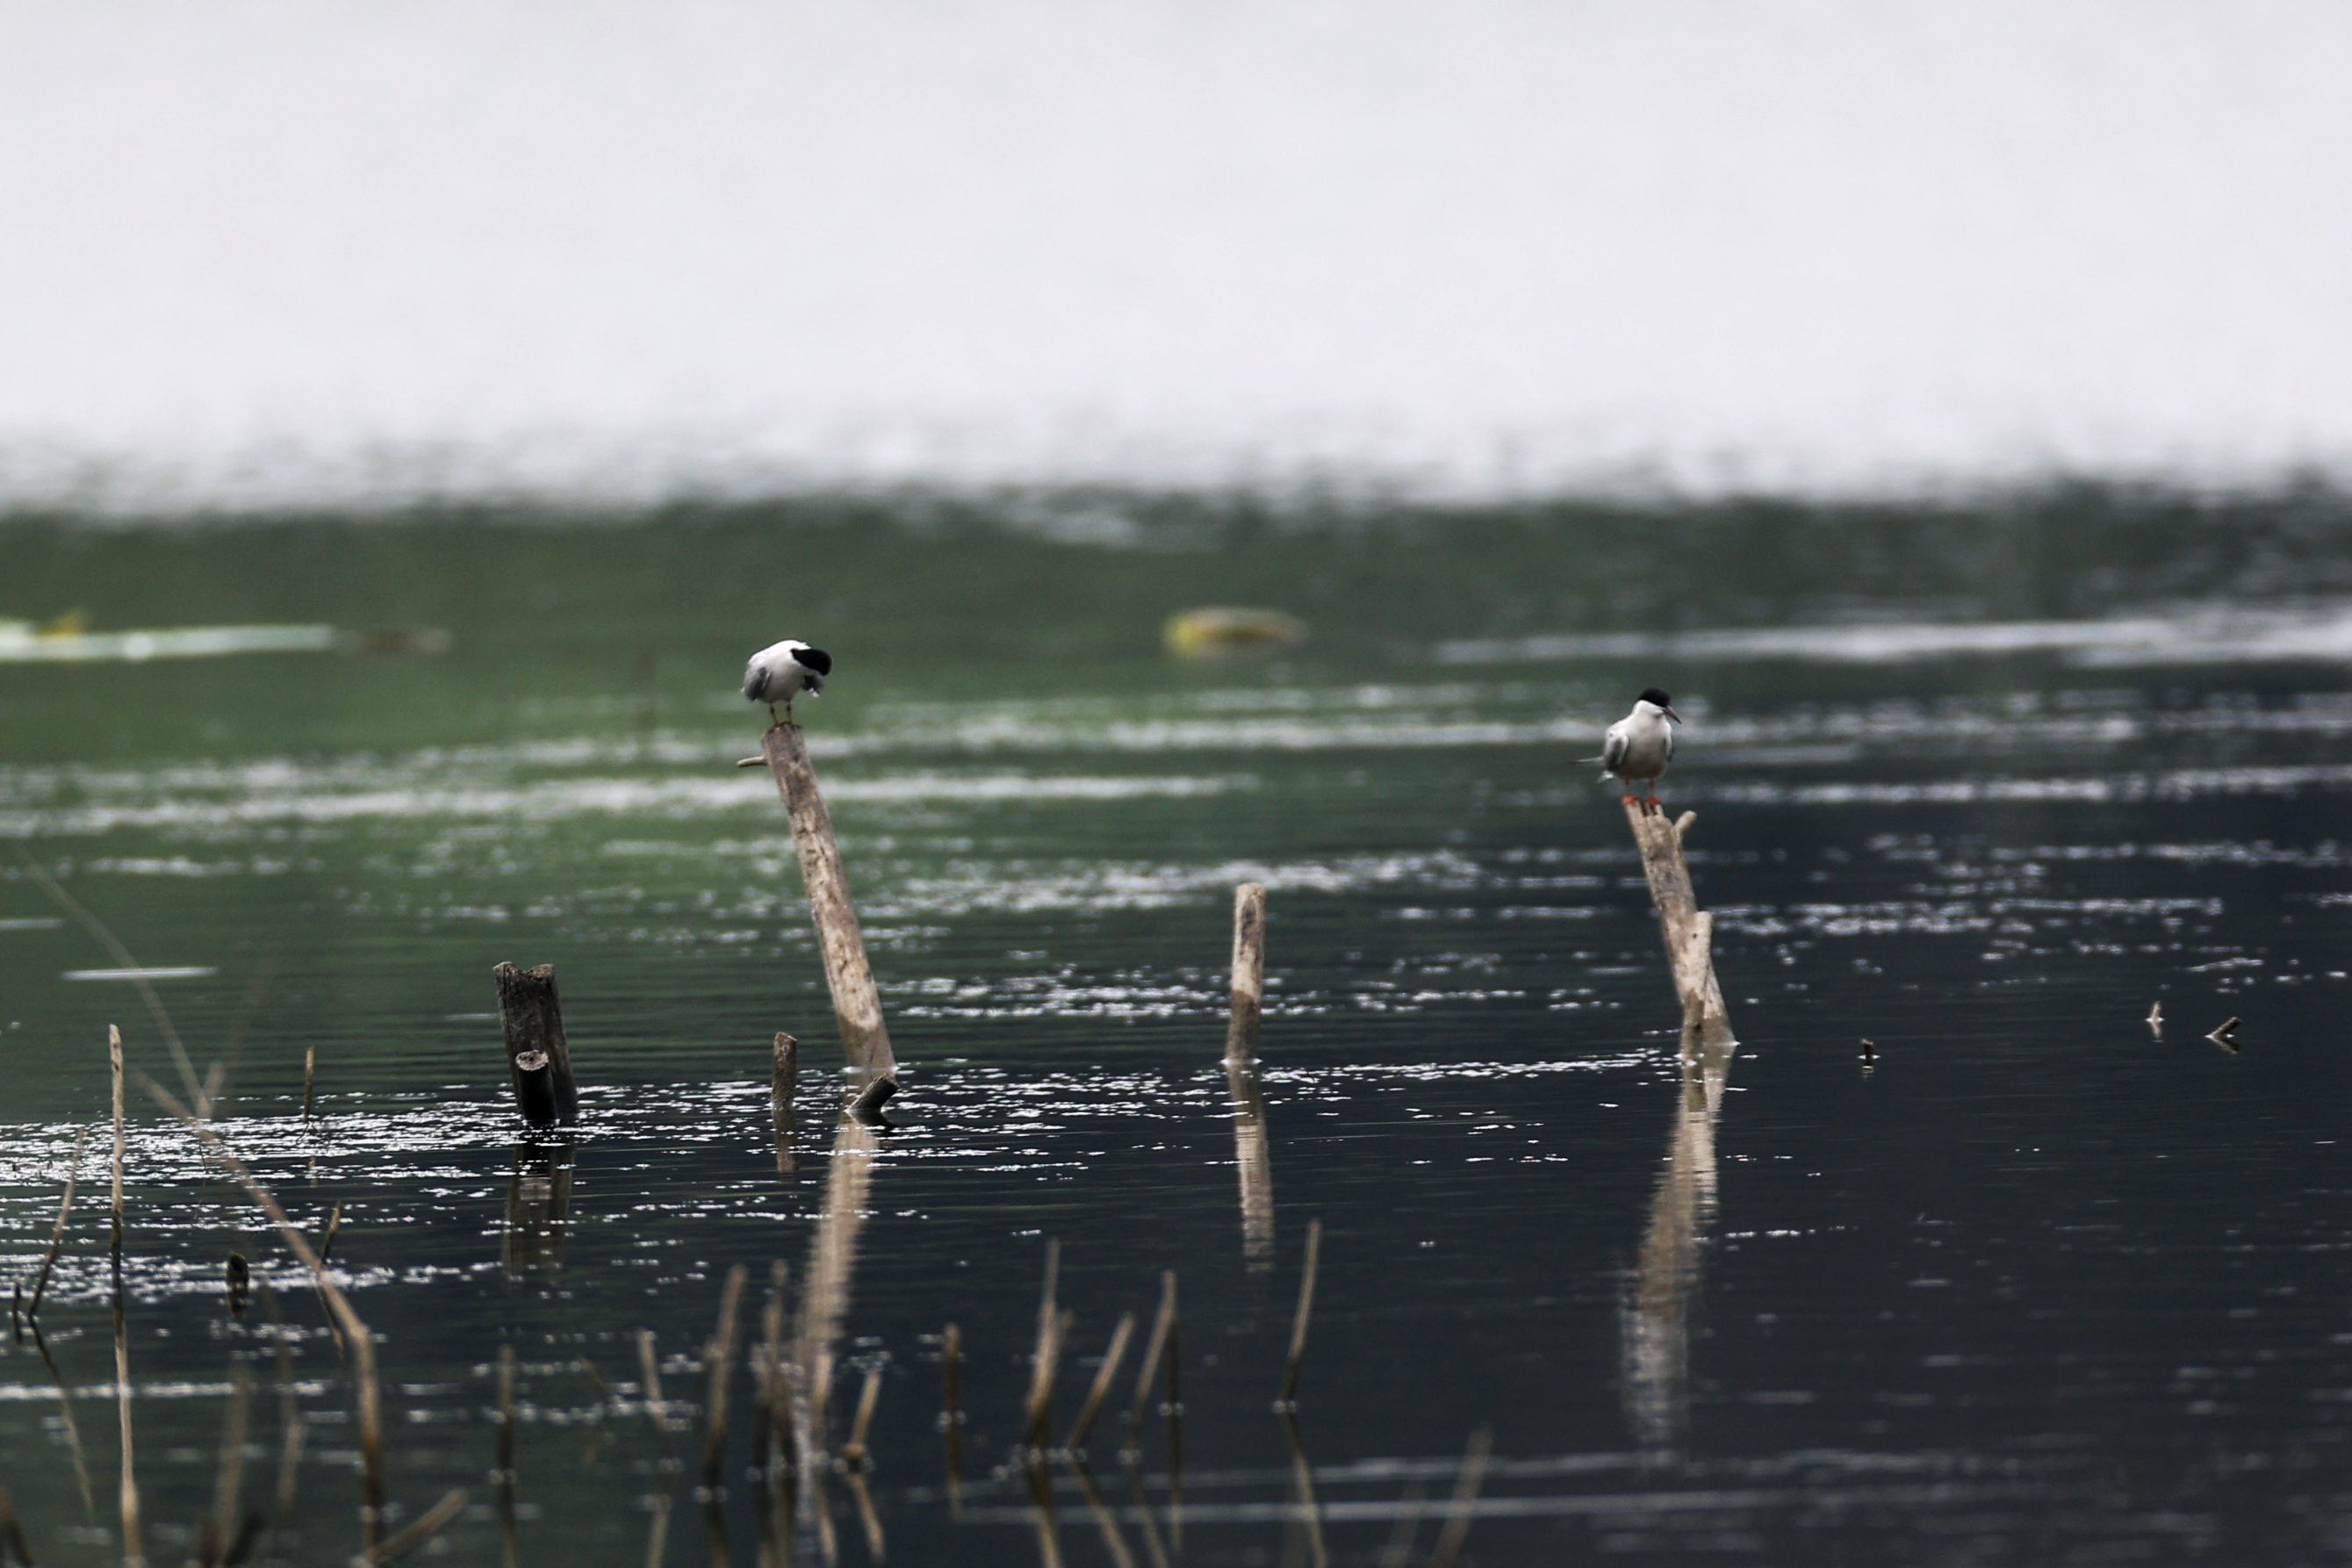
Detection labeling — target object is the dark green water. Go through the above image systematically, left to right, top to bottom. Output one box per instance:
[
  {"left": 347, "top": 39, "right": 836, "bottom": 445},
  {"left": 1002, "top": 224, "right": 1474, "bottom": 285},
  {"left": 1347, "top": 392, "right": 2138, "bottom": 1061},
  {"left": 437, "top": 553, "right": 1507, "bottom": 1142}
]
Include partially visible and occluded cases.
[{"left": 6, "top": 493, "right": 2352, "bottom": 1564}]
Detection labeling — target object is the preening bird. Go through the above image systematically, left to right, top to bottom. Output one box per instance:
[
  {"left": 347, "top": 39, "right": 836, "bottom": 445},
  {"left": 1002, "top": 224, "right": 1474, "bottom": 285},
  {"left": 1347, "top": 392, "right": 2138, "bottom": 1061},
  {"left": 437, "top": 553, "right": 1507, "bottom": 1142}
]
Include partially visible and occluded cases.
[
  {"left": 743, "top": 638, "right": 831, "bottom": 726},
  {"left": 1586, "top": 687, "right": 1681, "bottom": 814}
]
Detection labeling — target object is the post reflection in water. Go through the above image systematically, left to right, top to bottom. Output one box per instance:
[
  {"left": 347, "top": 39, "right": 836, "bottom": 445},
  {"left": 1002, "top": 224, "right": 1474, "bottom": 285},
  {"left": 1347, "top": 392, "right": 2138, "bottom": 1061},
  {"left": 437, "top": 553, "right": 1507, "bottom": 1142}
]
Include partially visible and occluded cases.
[
  {"left": 1621, "top": 1015, "right": 1737, "bottom": 1455},
  {"left": 1226, "top": 1058, "right": 1276, "bottom": 1270},
  {"left": 788, "top": 1113, "right": 880, "bottom": 1562},
  {"left": 501, "top": 1136, "right": 574, "bottom": 1277}
]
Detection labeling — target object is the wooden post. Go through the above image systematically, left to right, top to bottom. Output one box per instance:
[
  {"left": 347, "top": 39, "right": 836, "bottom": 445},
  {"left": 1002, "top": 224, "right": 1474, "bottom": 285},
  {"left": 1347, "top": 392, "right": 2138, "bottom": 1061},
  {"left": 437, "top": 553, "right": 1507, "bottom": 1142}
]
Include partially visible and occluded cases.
[
  {"left": 758, "top": 723, "right": 897, "bottom": 1097},
  {"left": 1622, "top": 805, "right": 1731, "bottom": 1038},
  {"left": 1225, "top": 883, "right": 1267, "bottom": 1066},
  {"left": 493, "top": 963, "right": 579, "bottom": 1126},
  {"left": 109, "top": 1025, "right": 126, "bottom": 1257}
]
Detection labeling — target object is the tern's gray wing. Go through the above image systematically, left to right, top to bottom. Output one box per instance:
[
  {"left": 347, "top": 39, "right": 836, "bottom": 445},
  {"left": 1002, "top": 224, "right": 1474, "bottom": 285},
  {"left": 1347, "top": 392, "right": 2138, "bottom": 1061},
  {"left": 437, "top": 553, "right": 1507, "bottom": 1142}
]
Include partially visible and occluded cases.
[
  {"left": 742, "top": 662, "right": 767, "bottom": 700},
  {"left": 1599, "top": 724, "right": 1629, "bottom": 773},
  {"left": 1661, "top": 724, "right": 1676, "bottom": 765}
]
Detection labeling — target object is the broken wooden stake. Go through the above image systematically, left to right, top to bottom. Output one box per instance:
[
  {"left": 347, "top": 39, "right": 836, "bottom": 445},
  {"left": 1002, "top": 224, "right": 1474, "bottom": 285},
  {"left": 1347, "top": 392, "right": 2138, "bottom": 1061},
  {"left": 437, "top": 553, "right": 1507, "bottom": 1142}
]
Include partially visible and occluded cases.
[
  {"left": 758, "top": 723, "right": 898, "bottom": 1101},
  {"left": 1226, "top": 882, "right": 1267, "bottom": 1066},
  {"left": 493, "top": 963, "right": 579, "bottom": 1126}
]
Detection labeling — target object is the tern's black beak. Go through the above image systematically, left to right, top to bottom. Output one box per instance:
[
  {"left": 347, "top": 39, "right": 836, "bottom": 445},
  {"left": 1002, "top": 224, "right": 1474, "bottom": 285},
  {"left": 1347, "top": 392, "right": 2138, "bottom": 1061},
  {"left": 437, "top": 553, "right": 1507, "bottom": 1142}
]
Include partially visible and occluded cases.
[{"left": 1664, "top": 706, "right": 1681, "bottom": 724}]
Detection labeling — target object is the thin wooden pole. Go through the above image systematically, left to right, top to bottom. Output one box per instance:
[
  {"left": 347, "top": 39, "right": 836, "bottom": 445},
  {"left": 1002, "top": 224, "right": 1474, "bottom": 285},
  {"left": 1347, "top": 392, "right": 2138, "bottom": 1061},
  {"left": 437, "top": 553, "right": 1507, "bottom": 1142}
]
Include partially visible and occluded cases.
[
  {"left": 758, "top": 723, "right": 897, "bottom": 1096},
  {"left": 1225, "top": 882, "right": 1267, "bottom": 1066},
  {"left": 492, "top": 963, "right": 580, "bottom": 1125},
  {"left": 109, "top": 1025, "right": 126, "bottom": 1256},
  {"left": 1024, "top": 1241, "right": 1066, "bottom": 1457},
  {"left": 701, "top": 1264, "right": 749, "bottom": 1492},
  {"left": 113, "top": 1265, "right": 144, "bottom": 1568},
  {"left": 1127, "top": 1272, "right": 1177, "bottom": 1435},
  {"left": 1067, "top": 1313, "right": 1136, "bottom": 1454},
  {"left": 198, "top": 1364, "right": 253, "bottom": 1568},
  {"left": 1426, "top": 1428, "right": 1493, "bottom": 1568}
]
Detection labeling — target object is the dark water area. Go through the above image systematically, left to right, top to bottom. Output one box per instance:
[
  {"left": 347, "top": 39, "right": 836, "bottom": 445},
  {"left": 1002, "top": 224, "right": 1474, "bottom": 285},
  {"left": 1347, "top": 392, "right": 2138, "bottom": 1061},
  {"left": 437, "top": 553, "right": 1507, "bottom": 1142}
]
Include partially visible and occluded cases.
[{"left": 5, "top": 492, "right": 2352, "bottom": 1564}]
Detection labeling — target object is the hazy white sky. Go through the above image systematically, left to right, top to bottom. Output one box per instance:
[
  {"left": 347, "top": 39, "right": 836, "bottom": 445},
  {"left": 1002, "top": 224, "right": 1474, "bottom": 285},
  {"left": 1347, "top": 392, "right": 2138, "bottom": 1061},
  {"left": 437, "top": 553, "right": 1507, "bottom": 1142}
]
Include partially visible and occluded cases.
[{"left": 2, "top": 0, "right": 2348, "bottom": 508}]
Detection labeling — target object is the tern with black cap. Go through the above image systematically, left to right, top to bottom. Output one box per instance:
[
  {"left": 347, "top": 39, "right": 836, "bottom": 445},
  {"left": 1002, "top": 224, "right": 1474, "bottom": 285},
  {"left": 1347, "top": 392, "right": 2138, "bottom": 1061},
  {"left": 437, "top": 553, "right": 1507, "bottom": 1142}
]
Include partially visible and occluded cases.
[
  {"left": 743, "top": 638, "right": 832, "bottom": 726},
  {"left": 1586, "top": 687, "right": 1681, "bottom": 814}
]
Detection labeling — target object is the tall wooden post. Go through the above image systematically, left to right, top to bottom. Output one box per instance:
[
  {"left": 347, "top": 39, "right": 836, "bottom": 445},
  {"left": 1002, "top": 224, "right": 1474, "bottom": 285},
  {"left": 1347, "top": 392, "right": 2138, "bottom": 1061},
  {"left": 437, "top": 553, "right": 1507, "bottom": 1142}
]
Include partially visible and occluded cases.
[
  {"left": 759, "top": 723, "right": 897, "bottom": 1097},
  {"left": 493, "top": 963, "right": 579, "bottom": 1126}
]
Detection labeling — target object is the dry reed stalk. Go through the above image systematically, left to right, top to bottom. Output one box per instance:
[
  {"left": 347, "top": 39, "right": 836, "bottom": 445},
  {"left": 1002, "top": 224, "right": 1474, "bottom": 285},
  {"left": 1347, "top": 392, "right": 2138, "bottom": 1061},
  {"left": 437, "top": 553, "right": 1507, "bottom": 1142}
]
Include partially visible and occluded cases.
[
  {"left": 1225, "top": 882, "right": 1267, "bottom": 1066},
  {"left": 108, "top": 1025, "right": 126, "bottom": 1256},
  {"left": 300, "top": 1046, "right": 316, "bottom": 1120},
  {"left": 137, "top": 1077, "right": 388, "bottom": 1554},
  {"left": 25, "top": 1126, "right": 89, "bottom": 1321},
  {"left": 319, "top": 1202, "right": 344, "bottom": 1265},
  {"left": 1275, "top": 1219, "right": 1322, "bottom": 1411},
  {"left": 1023, "top": 1241, "right": 1066, "bottom": 1455},
  {"left": 759, "top": 1262, "right": 795, "bottom": 1484},
  {"left": 701, "top": 1264, "right": 750, "bottom": 1492},
  {"left": 112, "top": 1271, "right": 144, "bottom": 1568},
  {"left": 1127, "top": 1271, "right": 1178, "bottom": 1435},
  {"left": 260, "top": 1286, "right": 304, "bottom": 1559},
  {"left": 1065, "top": 1313, "right": 1135, "bottom": 1454},
  {"left": 25, "top": 1320, "right": 93, "bottom": 1514},
  {"left": 637, "top": 1330, "right": 673, "bottom": 1457},
  {"left": 496, "top": 1344, "right": 518, "bottom": 1480},
  {"left": 197, "top": 1363, "right": 254, "bottom": 1567},
  {"left": 839, "top": 1367, "right": 881, "bottom": 1468},
  {"left": 271, "top": 1411, "right": 306, "bottom": 1556},
  {"left": 1278, "top": 1413, "right": 1329, "bottom": 1568},
  {"left": 1424, "top": 1428, "right": 1492, "bottom": 1568},
  {"left": 1120, "top": 1458, "right": 1172, "bottom": 1568},
  {"left": 1069, "top": 1459, "right": 1138, "bottom": 1568},
  {"left": 845, "top": 1464, "right": 886, "bottom": 1560},
  {"left": 1023, "top": 1464, "right": 1066, "bottom": 1568},
  {"left": 807, "top": 1468, "right": 838, "bottom": 1567},
  {"left": 1373, "top": 1483, "right": 1426, "bottom": 1568},
  {"left": 363, "top": 1485, "right": 468, "bottom": 1565},
  {"left": 701, "top": 1490, "right": 731, "bottom": 1568},
  {"left": 642, "top": 1493, "right": 672, "bottom": 1568}
]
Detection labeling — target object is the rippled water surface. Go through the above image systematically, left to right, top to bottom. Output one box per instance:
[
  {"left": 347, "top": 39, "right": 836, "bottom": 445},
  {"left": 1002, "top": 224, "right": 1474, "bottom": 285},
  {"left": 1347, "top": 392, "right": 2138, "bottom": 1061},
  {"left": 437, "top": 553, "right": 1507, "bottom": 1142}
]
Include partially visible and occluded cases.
[{"left": 4, "top": 501, "right": 2352, "bottom": 1564}]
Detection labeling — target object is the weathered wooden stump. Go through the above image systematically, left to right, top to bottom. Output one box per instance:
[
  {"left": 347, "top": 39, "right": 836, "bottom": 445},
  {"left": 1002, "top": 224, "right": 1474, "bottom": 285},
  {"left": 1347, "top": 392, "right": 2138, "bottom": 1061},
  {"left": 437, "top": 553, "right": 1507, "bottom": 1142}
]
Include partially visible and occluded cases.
[{"left": 493, "top": 963, "right": 579, "bottom": 1126}]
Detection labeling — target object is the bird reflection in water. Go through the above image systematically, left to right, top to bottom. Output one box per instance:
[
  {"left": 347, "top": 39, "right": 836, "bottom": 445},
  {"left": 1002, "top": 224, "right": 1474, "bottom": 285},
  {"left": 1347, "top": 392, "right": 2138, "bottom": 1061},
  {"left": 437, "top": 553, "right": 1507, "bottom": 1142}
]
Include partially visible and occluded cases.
[{"left": 1622, "top": 1013, "right": 1737, "bottom": 1455}]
